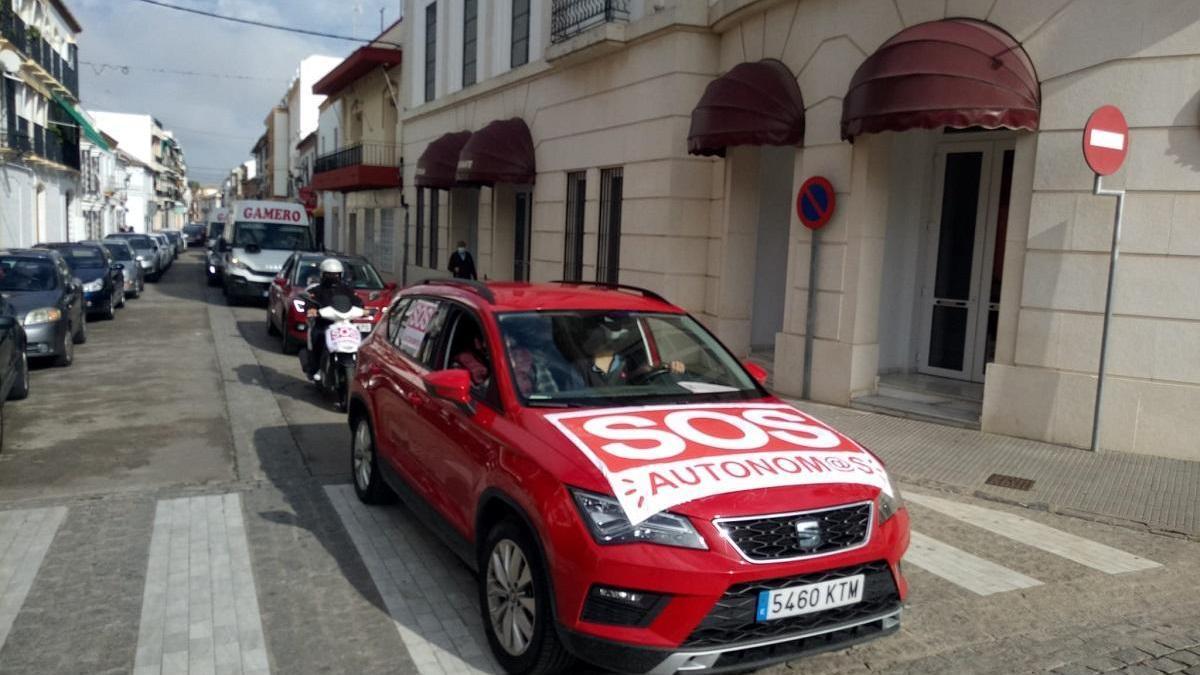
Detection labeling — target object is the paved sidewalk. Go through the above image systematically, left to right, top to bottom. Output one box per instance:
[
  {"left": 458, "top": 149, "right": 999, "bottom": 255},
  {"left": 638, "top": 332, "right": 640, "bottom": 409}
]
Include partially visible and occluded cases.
[{"left": 786, "top": 398, "right": 1200, "bottom": 539}]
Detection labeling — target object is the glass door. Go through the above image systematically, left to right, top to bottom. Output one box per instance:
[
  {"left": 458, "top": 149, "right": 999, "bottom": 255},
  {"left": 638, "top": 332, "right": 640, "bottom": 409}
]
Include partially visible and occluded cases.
[{"left": 918, "top": 141, "right": 1013, "bottom": 382}]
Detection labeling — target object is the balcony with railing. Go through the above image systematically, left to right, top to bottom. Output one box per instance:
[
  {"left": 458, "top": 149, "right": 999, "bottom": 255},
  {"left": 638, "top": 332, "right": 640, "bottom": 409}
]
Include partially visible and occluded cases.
[
  {"left": 551, "top": 0, "right": 630, "bottom": 44},
  {"left": 0, "top": 9, "right": 80, "bottom": 98},
  {"left": 3, "top": 121, "right": 80, "bottom": 170},
  {"left": 311, "top": 143, "right": 402, "bottom": 192}
]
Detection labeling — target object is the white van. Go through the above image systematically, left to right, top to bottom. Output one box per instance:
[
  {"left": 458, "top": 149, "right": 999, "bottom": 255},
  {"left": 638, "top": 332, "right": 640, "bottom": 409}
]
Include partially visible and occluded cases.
[{"left": 219, "top": 200, "right": 317, "bottom": 302}]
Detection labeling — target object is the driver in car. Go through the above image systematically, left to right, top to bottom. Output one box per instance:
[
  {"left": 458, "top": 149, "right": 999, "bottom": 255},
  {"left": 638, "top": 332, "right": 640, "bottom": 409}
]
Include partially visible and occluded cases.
[
  {"left": 301, "top": 258, "right": 363, "bottom": 382},
  {"left": 575, "top": 316, "right": 685, "bottom": 387}
]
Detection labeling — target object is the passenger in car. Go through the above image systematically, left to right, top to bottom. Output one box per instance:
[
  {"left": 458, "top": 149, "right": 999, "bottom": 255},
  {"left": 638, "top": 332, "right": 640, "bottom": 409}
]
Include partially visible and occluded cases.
[{"left": 452, "top": 335, "right": 491, "bottom": 387}]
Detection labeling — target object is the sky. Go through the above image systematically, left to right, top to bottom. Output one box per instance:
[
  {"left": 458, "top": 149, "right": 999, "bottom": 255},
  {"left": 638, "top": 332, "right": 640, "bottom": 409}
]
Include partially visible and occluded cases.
[{"left": 72, "top": 0, "right": 403, "bottom": 185}]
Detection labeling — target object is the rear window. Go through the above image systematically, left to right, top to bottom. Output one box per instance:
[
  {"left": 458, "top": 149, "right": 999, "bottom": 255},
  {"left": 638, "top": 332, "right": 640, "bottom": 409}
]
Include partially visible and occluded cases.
[
  {"left": 109, "top": 235, "right": 153, "bottom": 248},
  {"left": 103, "top": 244, "right": 133, "bottom": 261},
  {"left": 56, "top": 247, "right": 106, "bottom": 269}
]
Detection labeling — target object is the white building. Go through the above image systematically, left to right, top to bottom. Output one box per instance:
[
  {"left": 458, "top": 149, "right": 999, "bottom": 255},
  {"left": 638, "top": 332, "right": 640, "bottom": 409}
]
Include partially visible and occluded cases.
[
  {"left": 0, "top": 0, "right": 85, "bottom": 247},
  {"left": 286, "top": 54, "right": 340, "bottom": 194},
  {"left": 316, "top": 97, "right": 343, "bottom": 250},
  {"left": 89, "top": 110, "right": 188, "bottom": 230},
  {"left": 74, "top": 126, "right": 121, "bottom": 240},
  {"left": 115, "top": 149, "right": 153, "bottom": 233}
]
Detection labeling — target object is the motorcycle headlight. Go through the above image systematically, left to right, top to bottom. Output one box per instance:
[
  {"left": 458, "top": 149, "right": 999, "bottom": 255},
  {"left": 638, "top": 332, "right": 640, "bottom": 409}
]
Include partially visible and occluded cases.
[
  {"left": 82, "top": 279, "right": 104, "bottom": 292},
  {"left": 24, "top": 307, "right": 62, "bottom": 325},
  {"left": 570, "top": 488, "right": 707, "bottom": 550}
]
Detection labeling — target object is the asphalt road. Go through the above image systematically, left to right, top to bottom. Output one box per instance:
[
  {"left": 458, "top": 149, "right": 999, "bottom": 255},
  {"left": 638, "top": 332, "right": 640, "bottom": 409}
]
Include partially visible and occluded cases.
[{"left": 0, "top": 250, "right": 1197, "bottom": 675}]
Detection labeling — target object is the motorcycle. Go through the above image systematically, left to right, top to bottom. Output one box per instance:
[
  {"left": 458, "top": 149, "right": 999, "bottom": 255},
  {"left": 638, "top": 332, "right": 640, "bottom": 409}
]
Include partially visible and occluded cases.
[{"left": 309, "top": 294, "right": 365, "bottom": 410}]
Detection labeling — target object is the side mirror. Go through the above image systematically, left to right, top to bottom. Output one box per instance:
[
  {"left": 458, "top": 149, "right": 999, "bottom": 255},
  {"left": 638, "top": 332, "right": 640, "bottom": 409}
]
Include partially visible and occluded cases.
[
  {"left": 273, "top": 276, "right": 287, "bottom": 287},
  {"left": 743, "top": 360, "right": 769, "bottom": 386},
  {"left": 423, "top": 369, "right": 473, "bottom": 409}
]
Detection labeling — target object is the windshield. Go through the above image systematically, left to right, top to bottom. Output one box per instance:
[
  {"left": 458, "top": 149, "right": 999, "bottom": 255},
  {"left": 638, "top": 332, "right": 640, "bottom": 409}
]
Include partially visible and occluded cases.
[
  {"left": 232, "top": 221, "right": 313, "bottom": 251},
  {"left": 207, "top": 222, "right": 225, "bottom": 239},
  {"left": 109, "top": 235, "right": 153, "bottom": 249},
  {"left": 103, "top": 244, "right": 133, "bottom": 261},
  {"left": 55, "top": 246, "right": 106, "bottom": 270},
  {"left": 0, "top": 258, "right": 58, "bottom": 291},
  {"left": 294, "top": 259, "right": 384, "bottom": 289},
  {"left": 497, "top": 311, "right": 759, "bottom": 407}
]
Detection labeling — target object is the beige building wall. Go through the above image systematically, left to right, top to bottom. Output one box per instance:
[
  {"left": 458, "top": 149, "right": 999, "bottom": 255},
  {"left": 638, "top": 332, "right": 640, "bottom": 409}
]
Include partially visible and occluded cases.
[{"left": 390, "top": 0, "right": 1200, "bottom": 460}]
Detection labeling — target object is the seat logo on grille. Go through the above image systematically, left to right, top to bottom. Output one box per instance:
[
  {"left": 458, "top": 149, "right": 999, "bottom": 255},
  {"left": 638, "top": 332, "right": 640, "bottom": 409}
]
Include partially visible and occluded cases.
[{"left": 794, "top": 520, "right": 823, "bottom": 550}]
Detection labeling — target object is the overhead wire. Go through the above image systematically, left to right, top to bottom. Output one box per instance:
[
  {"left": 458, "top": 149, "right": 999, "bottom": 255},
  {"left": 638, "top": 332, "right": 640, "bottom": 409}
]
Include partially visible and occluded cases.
[
  {"left": 128, "top": 0, "right": 401, "bottom": 48},
  {"left": 80, "top": 60, "right": 290, "bottom": 83}
]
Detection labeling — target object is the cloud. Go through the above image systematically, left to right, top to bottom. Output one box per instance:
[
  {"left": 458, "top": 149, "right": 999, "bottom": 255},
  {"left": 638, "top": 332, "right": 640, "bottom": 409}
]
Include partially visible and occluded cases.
[{"left": 72, "top": 0, "right": 402, "bottom": 184}]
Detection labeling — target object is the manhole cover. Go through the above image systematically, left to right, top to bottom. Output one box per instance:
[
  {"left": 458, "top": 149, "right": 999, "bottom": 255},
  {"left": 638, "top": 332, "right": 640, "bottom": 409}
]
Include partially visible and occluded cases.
[{"left": 985, "top": 473, "right": 1035, "bottom": 491}]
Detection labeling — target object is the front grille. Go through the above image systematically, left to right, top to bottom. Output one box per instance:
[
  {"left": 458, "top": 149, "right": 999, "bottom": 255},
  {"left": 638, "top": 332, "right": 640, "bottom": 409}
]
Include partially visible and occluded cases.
[
  {"left": 717, "top": 502, "right": 872, "bottom": 562},
  {"left": 684, "top": 561, "right": 900, "bottom": 648}
]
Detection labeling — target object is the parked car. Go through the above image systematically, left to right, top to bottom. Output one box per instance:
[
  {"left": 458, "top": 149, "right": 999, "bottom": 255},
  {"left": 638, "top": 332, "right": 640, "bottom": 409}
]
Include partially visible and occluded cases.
[
  {"left": 205, "top": 218, "right": 227, "bottom": 286},
  {"left": 182, "top": 223, "right": 206, "bottom": 247},
  {"left": 162, "top": 231, "right": 185, "bottom": 258},
  {"left": 105, "top": 233, "right": 162, "bottom": 281},
  {"left": 148, "top": 233, "right": 173, "bottom": 272},
  {"left": 101, "top": 239, "right": 145, "bottom": 299},
  {"left": 35, "top": 242, "right": 124, "bottom": 320},
  {"left": 0, "top": 248, "right": 86, "bottom": 367},
  {"left": 266, "top": 252, "right": 396, "bottom": 354},
  {"left": 347, "top": 280, "right": 909, "bottom": 675},
  {"left": 0, "top": 295, "right": 29, "bottom": 404}
]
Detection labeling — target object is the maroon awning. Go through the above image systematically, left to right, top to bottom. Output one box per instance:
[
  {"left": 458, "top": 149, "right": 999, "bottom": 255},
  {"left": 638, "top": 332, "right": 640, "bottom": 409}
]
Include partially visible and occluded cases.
[
  {"left": 841, "top": 19, "right": 1040, "bottom": 140},
  {"left": 313, "top": 47, "right": 403, "bottom": 97},
  {"left": 688, "top": 59, "right": 805, "bottom": 157},
  {"left": 456, "top": 118, "right": 536, "bottom": 186},
  {"left": 415, "top": 131, "right": 472, "bottom": 189}
]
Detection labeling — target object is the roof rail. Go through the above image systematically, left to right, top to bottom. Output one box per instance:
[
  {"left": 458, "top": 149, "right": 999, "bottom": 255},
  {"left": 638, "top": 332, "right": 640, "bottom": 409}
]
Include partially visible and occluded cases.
[
  {"left": 416, "top": 278, "right": 496, "bottom": 303},
  {"left": 551, "top": 280, "right": 668, "bottom": 304}
]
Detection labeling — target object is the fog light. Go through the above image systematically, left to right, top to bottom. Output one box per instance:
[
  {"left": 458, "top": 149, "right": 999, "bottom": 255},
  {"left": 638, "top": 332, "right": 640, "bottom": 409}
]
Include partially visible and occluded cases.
[
  {"left": 295, "top": 324, "right": 307, "bottom": 331},
  {"left": 581, "top": 585, "right": 667, "bottom": 627}
]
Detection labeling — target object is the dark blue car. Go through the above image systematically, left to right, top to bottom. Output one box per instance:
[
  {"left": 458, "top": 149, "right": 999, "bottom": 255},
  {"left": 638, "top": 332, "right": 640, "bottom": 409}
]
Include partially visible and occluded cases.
[{"left": 35, "top": 242, "right": 125, "bottom": 320}]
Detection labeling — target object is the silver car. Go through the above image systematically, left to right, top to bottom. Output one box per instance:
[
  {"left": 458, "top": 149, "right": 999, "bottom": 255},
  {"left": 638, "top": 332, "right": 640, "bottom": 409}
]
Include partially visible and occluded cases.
[
  {"left": 104, "top": 233, "right": 162, "bottom": 281},
  {"left": 149, "top": 233, "right": 172, "bottom": 272},
  {"left": 101, "top": 239, "right": 145, "bottom": 298}
]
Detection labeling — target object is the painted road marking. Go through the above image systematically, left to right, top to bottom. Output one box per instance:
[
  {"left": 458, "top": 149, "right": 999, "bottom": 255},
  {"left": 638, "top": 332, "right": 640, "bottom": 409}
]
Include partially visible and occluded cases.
[
  {"left": 1089, "top": 128, "right": 1126, "bottom": 151},
  {"left": 325, "top": 484, "right": 499, "bottom": 675},
  {"left": 907, "top": 492, "right": 1160, "bottom": 574},
  {"left": 133, "top": 494, "right": 270, "bottom": 675},
  {"left": 0, "top": 507, "right": 67, "bottom": 648},
  {"left": 906, "top": 531, "right": 1042, "bottom": 596}
]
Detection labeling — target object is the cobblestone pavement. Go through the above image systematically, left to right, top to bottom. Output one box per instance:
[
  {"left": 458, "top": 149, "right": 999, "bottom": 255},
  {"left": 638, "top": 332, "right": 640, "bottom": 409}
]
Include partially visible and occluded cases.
[{"left": 0, "top": 253, "right": 1197, "bottom": 674}]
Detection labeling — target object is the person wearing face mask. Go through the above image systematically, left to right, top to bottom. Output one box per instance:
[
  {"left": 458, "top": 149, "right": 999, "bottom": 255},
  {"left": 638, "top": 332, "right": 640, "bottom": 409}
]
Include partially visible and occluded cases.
[{"left": 447, "top": 240, "right": 477, "bottom": 280}]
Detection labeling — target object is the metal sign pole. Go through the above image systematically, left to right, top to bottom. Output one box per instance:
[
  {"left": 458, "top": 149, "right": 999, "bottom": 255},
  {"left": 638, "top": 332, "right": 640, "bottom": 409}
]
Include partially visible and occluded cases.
[
  {"left": 1091, "top": 173, "right": 1126, "bottom": 452},
  {"left": 802, "top": 228, "right": 819, "bottom": 399}
]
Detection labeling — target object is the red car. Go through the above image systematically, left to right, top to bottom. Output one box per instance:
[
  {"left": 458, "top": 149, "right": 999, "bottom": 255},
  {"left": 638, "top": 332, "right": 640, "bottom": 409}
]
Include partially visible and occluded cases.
[
  {"left": 266, "top": 252, "right": 395, "bottom": 354},
  {"left": 348, "top": 280, "right": 909, "bottom": 675}
]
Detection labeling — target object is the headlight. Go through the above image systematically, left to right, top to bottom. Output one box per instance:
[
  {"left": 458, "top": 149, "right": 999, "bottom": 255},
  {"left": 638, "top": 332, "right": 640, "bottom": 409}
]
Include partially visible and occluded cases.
[
  {"left": 135, "top": 255, "right": 145, "bottom": 261},
  {"left": 227, "top": 257, "right": 246, "bottom": 270},
  {"left": 82, "top": 279, "right": 104, "bottom": 292},
  {"left": 291, "top": 298, "right": 306, "bottom": 313},
  {"left": 24, "top": 307, "right": 62, "bottom": 325},
  {"left": 879, "top": 484, "right": 904, "bottom": 523},
  {"left": 571, "top": 488, "right": 707, "bottom": 550}
]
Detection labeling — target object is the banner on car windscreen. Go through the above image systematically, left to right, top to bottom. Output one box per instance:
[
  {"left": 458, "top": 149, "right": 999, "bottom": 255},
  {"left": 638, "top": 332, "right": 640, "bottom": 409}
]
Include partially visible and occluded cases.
[{"left": 547, "top": 403, "right": 893, "bottom": 525}]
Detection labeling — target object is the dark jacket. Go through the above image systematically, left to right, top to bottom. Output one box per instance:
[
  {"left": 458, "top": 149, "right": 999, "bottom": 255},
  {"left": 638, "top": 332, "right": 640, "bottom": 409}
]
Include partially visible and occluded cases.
[{"left": 448, "top": 251, "right": 477, "bottom": 280}]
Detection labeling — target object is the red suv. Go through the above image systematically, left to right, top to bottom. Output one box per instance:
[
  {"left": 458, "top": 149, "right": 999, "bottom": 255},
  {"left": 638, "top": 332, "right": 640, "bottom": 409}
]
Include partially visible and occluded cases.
[
  {"left": 266, "top": 252, "right": 395, "bottom": 353},
  {"left": 348, "top": 280, "right": 909, "bottom": 675}
]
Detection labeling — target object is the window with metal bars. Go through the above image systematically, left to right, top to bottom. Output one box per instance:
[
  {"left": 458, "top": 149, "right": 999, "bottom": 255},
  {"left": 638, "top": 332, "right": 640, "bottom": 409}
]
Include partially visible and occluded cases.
[
  {"left": 462, "top": 0, "right": 477, "bottom": 87},
  {"left": 511, "top": 0, "right": 530, "bottom": 68},
  {"left": 424, "top": 3, "right": 437, "bottom": 103},
  {"left": 596, "top": 167, "right": 623, "bottom": 284},
  {"left": 563, "top": 171, "right": 585, "bottom": 281},
  {"left": 415, "top": 188, "right": 425, "bottom": 266},
  {"left": 428, "top": 189, "right": 440, "bottom": 269}
]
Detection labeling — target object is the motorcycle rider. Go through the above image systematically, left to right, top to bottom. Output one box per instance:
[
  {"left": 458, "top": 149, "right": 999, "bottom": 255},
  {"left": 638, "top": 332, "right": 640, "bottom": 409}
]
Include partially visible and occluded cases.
[{"left": 301, "top": 258, "right": 363, "bottom": 381}]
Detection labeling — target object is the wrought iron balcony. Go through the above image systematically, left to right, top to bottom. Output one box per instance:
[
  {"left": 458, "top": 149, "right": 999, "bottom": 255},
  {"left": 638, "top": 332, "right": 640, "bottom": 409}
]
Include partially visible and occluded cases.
[
  {"left": 551, "top": 0, "right": 630, "bottom": 44},
  {"left": 0, "top": 9, "right": 80, "bottom": 98},
  {"left": 312, "top": 143, "right": 401, "bottom": 192}
]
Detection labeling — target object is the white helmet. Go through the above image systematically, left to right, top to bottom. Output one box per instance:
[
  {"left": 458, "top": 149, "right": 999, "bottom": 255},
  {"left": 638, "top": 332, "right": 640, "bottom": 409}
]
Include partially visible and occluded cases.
[{"left": 319, "top": 258, "right": 344, "bottom": 274}]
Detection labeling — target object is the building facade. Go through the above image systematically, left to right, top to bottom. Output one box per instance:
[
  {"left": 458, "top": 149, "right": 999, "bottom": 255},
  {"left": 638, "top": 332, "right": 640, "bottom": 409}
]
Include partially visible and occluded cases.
[
  {"left": 0, "top": 0, "right": 85, "bottom": 247},
  {"left": 381, "top": 0, "right": 1200, "bottom": 461},
  {"left": 311, "top": 20, "right": 403, "bottom": 277},
  {"left": 89, "top": 110, "right": 189, "bottom": 231},
  {"left": 75, "top": 127, "right": 122, "bottom": 239},
  {"left": 115, "top": 148, "right": 152, "bottom": 233}
]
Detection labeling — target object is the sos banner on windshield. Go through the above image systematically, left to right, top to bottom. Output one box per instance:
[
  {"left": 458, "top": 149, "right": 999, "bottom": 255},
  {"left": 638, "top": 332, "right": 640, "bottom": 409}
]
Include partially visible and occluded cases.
[{"left": 547, "top": 403, "right": 893, "bottom": 525}]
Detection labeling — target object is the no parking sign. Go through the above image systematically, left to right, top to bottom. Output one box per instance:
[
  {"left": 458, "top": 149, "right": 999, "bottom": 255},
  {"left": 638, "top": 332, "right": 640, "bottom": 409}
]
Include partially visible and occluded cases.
[{"left": 796, "top": 176, "right": 836, "bottom": 230}]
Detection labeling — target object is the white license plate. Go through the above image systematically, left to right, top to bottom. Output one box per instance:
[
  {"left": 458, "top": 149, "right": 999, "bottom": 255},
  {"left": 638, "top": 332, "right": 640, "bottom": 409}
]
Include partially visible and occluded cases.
[
  {"left": 355, "top": 323, "right": 372, "bottom": 333},
  {"left": 755, "top": 574, "right": 864, "bottom": 622}
]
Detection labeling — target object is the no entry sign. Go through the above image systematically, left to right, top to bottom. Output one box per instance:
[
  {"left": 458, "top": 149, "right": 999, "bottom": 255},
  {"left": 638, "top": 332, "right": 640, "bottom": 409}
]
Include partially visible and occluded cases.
[
  {"left": 1083, "top": 105, "right": 1129, "bottom": 176},
  {"left": 796, "top": 176, "right": 836, "bottom": 230}
]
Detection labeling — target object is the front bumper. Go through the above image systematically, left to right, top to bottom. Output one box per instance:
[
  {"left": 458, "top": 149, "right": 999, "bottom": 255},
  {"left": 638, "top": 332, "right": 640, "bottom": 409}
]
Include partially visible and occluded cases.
[
  {"left": 139, "top": 259, "right": 155, "bottom": 271},
  {"left": 225, "top": 270, "right": 272, "bottom": 300},
  {"left": 84, "top": 289, "right": 113, "bottom": 313},
  {"left": 24, "top": 321, "right": 67, "bottom": 357},
  {"left": 561, "top": 608, "right": 901, "bottom": 675}
]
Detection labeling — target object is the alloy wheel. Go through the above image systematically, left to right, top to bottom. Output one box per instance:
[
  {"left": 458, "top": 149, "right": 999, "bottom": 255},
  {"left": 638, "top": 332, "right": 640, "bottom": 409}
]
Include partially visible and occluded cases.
[
  {"left": 353, "top": 419, "right": 372, "bottom": 491},
  {"left": 486, "top": 539, "right": 536, "bottom": 656}
]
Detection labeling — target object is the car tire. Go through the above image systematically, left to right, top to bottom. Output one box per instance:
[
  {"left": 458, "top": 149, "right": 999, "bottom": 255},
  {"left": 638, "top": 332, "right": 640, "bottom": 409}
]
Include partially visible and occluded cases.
[
  {"left": 116, "top": 288, "right": 126, "bottom": 308},
  {"left": 103, "top": 295, "right": 116, "bottom": 321},
  {"left": 73, "top": 315, "right": 88, "bottom": 344},
  {"left": 53, "top": 328, "right": 74, "bottom": 367},
  {"left": 8, "top": 351, "right": 29, "bottom": 401},
  {"left": 350, "top": 415, "right": 395, "bottom": 505},
  {"left": 478, "top": 519, "right": 574, "bottom": 675}
]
